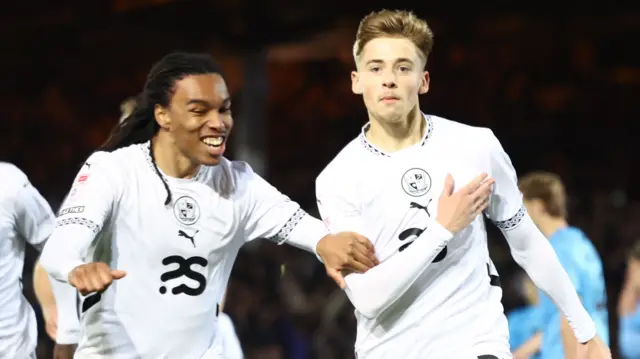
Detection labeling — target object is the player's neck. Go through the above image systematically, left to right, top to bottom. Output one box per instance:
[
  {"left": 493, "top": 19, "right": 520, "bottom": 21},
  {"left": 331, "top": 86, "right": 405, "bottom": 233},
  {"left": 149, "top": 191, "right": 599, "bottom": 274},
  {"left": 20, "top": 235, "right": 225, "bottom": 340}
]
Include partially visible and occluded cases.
[
  {"left": 365, "top": 108, "right": 425, "bottom": 153},
  {"left": 151, "top": 135, "right": 200, "bottom": 179},
  {"left": 538, "top": 216, "right": 568, "bottom": 238}
]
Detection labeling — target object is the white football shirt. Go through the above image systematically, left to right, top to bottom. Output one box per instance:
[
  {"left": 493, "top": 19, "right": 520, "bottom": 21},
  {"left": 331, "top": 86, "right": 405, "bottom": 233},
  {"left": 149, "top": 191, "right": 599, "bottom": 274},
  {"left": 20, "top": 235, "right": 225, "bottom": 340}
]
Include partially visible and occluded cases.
[
  {"left": 316, "top": 115, "right": 520, "bottom": 359},
  {"left": 40, "top": 142, "right": 327, "bottom": 359},
  {"left": 0, "top": 162, "right": 55, "bottom": 359},
  {"left": 49, "top": 278, "right": 81, "bottom": 345},
  {"left": 218, "top": 313, "right": 243, "bottom": 359}
]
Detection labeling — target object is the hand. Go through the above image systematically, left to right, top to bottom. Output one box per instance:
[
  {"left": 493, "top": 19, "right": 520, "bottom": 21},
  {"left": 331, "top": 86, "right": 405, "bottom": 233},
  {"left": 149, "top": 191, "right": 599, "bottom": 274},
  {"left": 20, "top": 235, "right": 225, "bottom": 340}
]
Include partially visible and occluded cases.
[
  {"left": 435, "top": 173, "right": 494, "bottom": 234},
  {"left": 316, "top": 232, "right": 379, "bottom": 289},
  {"left": 68, "top": 262, "right": 126, "bottom": 295},
  {"left": 42, "top": 304, "right": 58, "bottom": 340},
  {"left": 579, "top": 335, "right": 611, "bottom": 359},
  {"left": 53, "top": 344, "right": 77, "bottom": 359}
]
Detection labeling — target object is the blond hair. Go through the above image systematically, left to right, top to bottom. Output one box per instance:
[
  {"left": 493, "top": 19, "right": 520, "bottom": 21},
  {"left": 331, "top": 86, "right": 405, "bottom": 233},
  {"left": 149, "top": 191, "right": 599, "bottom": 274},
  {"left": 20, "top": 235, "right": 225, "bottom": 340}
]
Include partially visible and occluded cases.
[
  {"left": 353, "top": 9, "right": 434, "bottom": 66},
  {"left": 519, "top": 171, "right": 568, "bottom": 218}
]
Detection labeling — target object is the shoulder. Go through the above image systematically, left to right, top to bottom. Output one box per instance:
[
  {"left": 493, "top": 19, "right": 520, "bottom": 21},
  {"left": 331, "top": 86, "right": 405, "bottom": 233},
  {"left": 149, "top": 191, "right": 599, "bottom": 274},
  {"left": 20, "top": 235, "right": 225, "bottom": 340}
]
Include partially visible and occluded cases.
[
  {"left": 430, "top": 115, "right": 498, "bottom": 152},
  {"left": 316, "top": 138, "right": 363, "bottom": 190},
  {"left": 83, "top": 144, "right": 148, "bottom": 177},
  {"left": 84, "top": 147, "right": 129, "bottom": 171},
  {"left": 205, "top": 158, "right": 268, "bottom": 199},
  {"left": 0, "top": 162, "right": 28, "bottom": 195},
  {"left": 0, "top": 163, "right": 32, "bottom": 208}
]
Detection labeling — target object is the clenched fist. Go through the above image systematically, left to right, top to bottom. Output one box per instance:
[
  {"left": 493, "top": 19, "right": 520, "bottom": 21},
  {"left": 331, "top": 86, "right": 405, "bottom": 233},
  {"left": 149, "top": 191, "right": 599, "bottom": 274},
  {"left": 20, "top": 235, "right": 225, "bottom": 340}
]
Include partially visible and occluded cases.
[{"left": 68, "top": 262, "right": 126, "bottom": 295}]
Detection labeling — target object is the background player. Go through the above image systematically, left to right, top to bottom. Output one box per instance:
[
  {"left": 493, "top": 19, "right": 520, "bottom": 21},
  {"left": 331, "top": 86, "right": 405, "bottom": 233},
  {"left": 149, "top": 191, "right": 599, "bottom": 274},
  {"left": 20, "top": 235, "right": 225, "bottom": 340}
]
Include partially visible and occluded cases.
[
  {"left": 316, "top": 9, "right": 610, "bottom": 359},
  {"left": 0, "top": 162, "right": 55, "bottom": 359},
  {"left": 519, "top": 172, "right": 609, "bottom": 359},
  {"left": 508, "top": 272, "right": 542, "bottom": 359}
]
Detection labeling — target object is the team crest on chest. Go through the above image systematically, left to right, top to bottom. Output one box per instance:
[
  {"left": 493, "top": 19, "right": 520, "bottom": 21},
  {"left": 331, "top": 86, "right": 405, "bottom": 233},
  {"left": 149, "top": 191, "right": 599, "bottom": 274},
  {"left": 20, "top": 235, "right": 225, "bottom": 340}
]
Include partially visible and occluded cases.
[
  {"left": 401, "top": 168, "right": 432, "bottom": 197},
  {"left": 173, "top": 196, "right": 200, "bottom": 225}
]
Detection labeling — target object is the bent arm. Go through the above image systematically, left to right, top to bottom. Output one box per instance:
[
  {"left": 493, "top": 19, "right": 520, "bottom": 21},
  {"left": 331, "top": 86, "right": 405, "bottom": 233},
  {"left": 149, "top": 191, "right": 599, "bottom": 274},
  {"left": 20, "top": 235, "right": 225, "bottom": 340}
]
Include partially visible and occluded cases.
[
  {"left": 40, "top": 154, "right": 120, "bottom": 282},
  {"left": 242, "top": 163, "right": 328, "bottom": 254},
  {"left": 344, "top": 221, "right": 452, "bottom": 319}
]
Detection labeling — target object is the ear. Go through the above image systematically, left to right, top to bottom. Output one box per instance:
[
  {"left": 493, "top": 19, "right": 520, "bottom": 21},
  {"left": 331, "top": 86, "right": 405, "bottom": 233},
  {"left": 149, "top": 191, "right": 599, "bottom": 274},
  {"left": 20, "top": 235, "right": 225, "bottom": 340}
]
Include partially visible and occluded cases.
[
  {"left": 351, "top": 71, "right": 362, "bottom": 95},
  {"left": 419, "top": 71, "right": 430, "bottom": 95},
  {"left": 154, "top": 104, "right": 171, "bottom": 130}
]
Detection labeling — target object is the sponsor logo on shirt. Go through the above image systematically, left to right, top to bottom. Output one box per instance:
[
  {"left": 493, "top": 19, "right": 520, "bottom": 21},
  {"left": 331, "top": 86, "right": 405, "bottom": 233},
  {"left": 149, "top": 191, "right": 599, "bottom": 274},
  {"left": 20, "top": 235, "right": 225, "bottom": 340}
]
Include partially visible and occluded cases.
[{"left": 58, "top": 206, "right": 85, "bottom": 216}]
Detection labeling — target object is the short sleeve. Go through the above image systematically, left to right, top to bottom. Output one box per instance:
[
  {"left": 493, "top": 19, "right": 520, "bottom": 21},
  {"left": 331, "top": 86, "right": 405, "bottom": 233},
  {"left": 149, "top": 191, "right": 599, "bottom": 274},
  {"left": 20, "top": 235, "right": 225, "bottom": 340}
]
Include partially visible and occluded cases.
[
  {"left": 485, "top": 130, "right": 526, "bottom": 230},
  {"left": 40, "top": 152, "right": 123, "bottom": 282},
  {"left": 55, "top": 152, "right": 122, "bottom": 235},
  {"left": 239, "top": 163, "right": 304, "bottom": 244},
  {"left": 315, "top": 170, "right": 366, "bottom": 235},
  {"left": 13, "top": 180, "right": 55, "bottom": 252}
]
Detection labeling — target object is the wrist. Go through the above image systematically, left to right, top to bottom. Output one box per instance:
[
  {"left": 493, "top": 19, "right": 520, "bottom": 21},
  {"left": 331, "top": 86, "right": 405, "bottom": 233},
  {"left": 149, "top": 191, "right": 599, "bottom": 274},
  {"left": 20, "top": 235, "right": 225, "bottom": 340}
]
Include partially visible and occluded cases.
[
  {"left": 435, "top": 218, "right": 456, "bottom": 235},
  {"left": 315, "top": 234, "right": 330, "bottom": 263}
]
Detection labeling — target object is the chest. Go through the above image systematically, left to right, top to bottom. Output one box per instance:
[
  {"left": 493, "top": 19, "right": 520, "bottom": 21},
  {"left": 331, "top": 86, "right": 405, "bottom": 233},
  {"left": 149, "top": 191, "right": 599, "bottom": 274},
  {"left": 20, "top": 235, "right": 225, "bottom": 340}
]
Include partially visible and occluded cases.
[
  {"left": 353, "top": 150, "right": 488, "bottom": 259},
  {"left": 111, "top": 178, "right": 245, "bottom": 261}
]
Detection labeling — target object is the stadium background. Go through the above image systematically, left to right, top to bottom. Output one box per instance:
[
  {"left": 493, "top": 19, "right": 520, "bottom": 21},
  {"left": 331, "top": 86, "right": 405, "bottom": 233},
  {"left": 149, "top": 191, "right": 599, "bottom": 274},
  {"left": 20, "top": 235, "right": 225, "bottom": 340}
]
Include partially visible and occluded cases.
[{"left": 1, "top": 1, "right": 639, "bottom": 358}]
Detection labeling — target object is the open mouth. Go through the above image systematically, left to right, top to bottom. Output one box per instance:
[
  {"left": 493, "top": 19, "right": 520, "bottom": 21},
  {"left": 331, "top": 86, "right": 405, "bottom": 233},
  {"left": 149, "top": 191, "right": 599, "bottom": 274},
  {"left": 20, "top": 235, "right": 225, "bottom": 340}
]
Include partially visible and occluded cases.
[{"left": 201, "top": 136, "right": 226, "bottom": 148}]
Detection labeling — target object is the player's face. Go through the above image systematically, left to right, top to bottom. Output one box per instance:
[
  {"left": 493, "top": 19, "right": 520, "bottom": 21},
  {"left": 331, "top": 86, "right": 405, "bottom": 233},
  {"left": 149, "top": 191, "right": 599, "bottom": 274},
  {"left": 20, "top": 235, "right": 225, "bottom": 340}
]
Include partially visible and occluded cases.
[
  {"left": 352, "top": 37, "right": 429, "bottom": 123},
  {"left": 157, "top": 73, "right": 233, "bottom": 166}
]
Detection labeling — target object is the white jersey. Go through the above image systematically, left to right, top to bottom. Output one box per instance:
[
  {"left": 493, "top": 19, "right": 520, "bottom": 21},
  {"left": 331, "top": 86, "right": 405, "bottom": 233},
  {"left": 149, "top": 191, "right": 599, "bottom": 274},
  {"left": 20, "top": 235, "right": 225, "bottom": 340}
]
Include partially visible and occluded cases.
[
  {"left": 316, "top": 115, "right": 523, "bottom": 359},
  {"left": 40, "top": 142, "right": 327, "bottom": 359},
  {"left": 0, "top": 162, "right": 55, "bottom": 359},
  {"left": 49, "top": 278, "right": 81, "bottom": 345},
  {"left": 218, "top": 313, "right": 243, "bottom": 359}
]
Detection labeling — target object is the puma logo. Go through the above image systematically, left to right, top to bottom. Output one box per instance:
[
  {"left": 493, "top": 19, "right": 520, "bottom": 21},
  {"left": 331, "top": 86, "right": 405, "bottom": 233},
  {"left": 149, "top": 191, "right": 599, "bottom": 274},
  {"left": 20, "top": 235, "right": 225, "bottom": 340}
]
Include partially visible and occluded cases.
[
  {"left": 410, "top": 199, "right": 432, "bottom": 217},
  {"left": 178, "top": 230, "right": 199, "bottom": 247}
]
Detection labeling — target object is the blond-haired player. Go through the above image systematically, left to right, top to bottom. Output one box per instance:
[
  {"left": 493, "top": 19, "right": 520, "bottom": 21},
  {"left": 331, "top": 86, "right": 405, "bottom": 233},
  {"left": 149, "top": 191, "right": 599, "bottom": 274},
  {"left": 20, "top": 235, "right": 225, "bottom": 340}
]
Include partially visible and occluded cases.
[{"left": 315, "top": 9, "right": 610, "bottom": 359}]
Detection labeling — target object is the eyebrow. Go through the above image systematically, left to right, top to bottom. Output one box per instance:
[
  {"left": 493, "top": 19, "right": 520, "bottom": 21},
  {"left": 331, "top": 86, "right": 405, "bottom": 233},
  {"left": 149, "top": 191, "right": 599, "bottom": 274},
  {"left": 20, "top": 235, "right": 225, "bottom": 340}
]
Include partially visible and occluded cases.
[
  {"left": 365, "top": 58, "right": 415, "bottom": 66},
  {"left": 186, "top": 98, "right": 231, "bottom": 107}
]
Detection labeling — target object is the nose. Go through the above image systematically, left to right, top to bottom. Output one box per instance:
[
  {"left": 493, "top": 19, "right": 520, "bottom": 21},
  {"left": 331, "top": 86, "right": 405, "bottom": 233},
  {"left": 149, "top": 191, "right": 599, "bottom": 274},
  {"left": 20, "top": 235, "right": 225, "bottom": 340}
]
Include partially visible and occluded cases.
[
  {"left": 381, "top": 70, "right": 397, "bottom": 89},
  {"left": 205, "top": 112, "right": 226, "bottom": 131}
]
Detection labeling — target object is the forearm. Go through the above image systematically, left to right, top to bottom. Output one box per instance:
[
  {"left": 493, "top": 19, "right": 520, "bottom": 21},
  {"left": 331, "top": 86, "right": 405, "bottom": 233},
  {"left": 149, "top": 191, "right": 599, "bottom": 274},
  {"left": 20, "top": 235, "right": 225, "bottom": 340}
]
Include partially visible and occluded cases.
[
  {"left": 276, "top": 211, "right": 328, "bottom": 255},
  {"left": 503, "top": 214, "right": 596, "bottom": 342},
  {"left": 344, "top": 220, "right": 453, "bottom": 319},
  {"left": 40, "top": 225, "right": 95, "bottom": 283},
  {"left": 33, "top": 261, "right": 56, "bottom": 308}
]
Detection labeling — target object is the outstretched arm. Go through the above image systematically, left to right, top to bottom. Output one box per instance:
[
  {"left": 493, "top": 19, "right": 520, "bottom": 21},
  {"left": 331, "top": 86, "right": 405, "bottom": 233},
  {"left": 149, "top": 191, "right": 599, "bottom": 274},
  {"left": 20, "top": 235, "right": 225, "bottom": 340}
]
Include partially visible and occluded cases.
[{"left": 485, "top": 130, "right": 597, "bottom": 343}]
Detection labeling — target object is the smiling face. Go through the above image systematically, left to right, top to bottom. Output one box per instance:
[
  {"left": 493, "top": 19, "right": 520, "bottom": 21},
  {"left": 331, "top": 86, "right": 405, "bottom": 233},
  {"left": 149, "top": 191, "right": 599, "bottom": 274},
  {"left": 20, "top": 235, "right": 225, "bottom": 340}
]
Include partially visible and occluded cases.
[
  {"left": 351, "top": 37, "right": 430, "bottom": 124},
  {"left": 154, "top": 73, "right": 232, "bottom": 166}
]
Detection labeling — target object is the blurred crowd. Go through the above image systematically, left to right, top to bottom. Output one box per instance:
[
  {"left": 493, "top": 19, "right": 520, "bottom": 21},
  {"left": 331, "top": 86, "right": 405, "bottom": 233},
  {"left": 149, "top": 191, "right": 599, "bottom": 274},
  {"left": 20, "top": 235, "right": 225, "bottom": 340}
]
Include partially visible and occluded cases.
[{"left": 2, "top": 12, "right": 639, "bottom": 359}]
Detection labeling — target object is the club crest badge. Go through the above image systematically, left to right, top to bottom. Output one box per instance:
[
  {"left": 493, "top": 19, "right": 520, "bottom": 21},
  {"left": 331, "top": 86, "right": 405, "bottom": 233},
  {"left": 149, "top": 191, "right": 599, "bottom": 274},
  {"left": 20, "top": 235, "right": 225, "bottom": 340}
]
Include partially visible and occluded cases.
[{"left": 401, "top": 168, "right": 432, "bottom": 197}]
